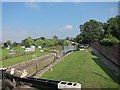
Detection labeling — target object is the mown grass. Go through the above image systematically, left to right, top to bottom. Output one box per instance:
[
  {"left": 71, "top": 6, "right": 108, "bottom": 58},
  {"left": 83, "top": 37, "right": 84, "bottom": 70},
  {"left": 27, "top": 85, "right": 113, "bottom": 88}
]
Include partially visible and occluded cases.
[{"left": 41, "top": 49, "right": 120, "bottom": 88}]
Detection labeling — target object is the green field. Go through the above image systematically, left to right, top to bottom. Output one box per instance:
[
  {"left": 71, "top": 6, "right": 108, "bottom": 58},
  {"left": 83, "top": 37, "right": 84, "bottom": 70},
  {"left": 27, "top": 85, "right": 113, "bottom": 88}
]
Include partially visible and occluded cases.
[
  {"left": 0, "top": 46, "right": 63, "bottom": 67},
  {"left": 0, "top": 46, "right": 62, "bottom": 59},
  {"left": 0, "top": 48, "right": 9, "bottom": 58},
  {"left": 1, "top": 49, "right": 50, "bottom": 67},
  {"left": 41, "top": 49, "right": 120, "bottom": 88}
]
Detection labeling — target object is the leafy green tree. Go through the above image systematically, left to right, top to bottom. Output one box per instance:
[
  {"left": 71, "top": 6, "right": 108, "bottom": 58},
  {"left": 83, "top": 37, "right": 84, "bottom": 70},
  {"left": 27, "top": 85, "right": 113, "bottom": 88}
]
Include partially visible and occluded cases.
[
  {"left": 104, "top": 16, "right": 120, "bottom": 40},
  {"left": 79, "top": 20, "right": 104, "bottom": 44},
  {"left": 76, "top": 34, "right": 83, "bottom": 43},
  {"left": 52, "top": 35, "right": 58, "bottom": 46},
  {"left": 53, "top": 35, "right": 58, "bottom": 40},
  {"left": 100, "top": 35, "right": 118, "bottom": 46},
  {"left": 21, "top": 37, "right": 34, "bottom": 47},
  {"left": 40, "top": 37, "right": 45, "bottom": 40},
  {"left": 66, "top": 37, "right": 70, "bottom": 40},
  {"left": 69, "top": 38, "right": 76, "bottom": 42},
  {"left": 35, "top": 39, "right": 43, "bottom": 46},
  {"left": 43, "top": 39, "right": 51, "bottom": 47},
  {"left": 51, "top": 39, "right": 58, "bottom": 46},
  {"left": 58, "top": 39, "right": 64, "bottom": 46},
  {"left": 3, "top": 40, "right": 11, "bottom": 48},
  {"left": 6, "top": 40, "right": 12, "bottom": 46},
  {"left": 63, "top": 40, "right": 69, "bottom": 46},
  {"left": 3, "top": 42, "right": 8, "bottom": 48},
  {"left": 12, "top": 42, "right": 18, "bottom": 47}
]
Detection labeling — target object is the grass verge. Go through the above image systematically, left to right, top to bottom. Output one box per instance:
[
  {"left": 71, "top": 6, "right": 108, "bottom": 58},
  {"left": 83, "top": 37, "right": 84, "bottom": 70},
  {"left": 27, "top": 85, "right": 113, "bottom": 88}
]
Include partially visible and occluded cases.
[{"left": 41, "top": 49, "right": 119, "bottom": 88}]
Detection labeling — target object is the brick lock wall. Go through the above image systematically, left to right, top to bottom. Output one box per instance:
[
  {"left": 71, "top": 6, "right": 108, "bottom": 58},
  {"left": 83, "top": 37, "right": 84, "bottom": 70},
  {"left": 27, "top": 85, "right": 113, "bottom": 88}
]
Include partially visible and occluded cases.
[{"left": 91, "top": 43, "right": 120, "bottom": 67}]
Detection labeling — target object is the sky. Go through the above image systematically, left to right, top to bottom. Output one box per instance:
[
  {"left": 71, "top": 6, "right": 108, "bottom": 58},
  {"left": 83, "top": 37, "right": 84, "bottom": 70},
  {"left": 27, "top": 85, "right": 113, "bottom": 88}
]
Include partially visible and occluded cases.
[
  {"left": 1, "top": 0, "right": 120, "bottom": 2},
  {"left": 2, "top": 2, "right": 118, "bottom": 43}
]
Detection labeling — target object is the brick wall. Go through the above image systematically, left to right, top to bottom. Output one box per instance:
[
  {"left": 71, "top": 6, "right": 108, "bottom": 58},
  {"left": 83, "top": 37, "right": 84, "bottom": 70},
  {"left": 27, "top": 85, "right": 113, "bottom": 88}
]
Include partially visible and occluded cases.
[
  {"left": 91, "top": 43, "right": 120, "bottom": 67},
  {"left": 7, "top": 53, "right": 55, "bottom": 76}
]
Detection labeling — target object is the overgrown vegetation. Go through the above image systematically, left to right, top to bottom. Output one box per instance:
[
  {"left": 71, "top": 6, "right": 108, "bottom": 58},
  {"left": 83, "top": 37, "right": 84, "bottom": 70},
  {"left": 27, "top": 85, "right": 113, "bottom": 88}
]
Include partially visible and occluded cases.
[{"left": 100, "top": 35, "right": 119, "bottom": 46}]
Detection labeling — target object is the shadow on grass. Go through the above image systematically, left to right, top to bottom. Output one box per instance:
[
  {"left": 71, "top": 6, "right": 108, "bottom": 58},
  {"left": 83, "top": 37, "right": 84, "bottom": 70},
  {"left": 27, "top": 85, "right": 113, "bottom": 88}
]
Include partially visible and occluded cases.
[
  {"left": 91, "top": 52, "right": 120, "bottom": 85},
  {"left": 92, "top": 71, "right": 115, "bottom": 82},
  {"left": 82, "top": 88, "right": 119, "bottom": 90}
]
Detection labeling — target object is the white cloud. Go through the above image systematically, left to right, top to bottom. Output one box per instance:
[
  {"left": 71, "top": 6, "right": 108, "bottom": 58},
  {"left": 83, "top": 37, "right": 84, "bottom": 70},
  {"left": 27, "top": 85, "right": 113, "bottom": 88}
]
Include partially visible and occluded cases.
[
  {"left": 25, "top": 2, "right": 40, "bottom": 9},
  {"left": 63, "top": 24, "right": 73, "bottom": 30}
]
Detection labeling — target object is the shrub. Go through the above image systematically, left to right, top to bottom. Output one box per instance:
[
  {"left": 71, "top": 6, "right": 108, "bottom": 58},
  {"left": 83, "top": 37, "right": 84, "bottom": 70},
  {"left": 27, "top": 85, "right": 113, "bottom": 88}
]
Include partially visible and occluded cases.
[{"left": 100, "top": 35, "right": 118, "bottom": 46}]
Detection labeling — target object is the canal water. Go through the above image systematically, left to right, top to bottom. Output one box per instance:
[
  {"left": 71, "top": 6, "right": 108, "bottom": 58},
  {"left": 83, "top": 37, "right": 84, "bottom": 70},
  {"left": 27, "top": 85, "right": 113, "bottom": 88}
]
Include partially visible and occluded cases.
[{"left": 62, "top": 45, "right": 78, "bottom": 54}]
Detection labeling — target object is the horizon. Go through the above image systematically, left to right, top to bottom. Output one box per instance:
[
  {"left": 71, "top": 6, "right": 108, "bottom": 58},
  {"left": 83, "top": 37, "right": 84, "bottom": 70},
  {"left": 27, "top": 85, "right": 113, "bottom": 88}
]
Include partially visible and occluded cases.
[{"left": 2, "top": 2, "right": 118, "bottom": 43}]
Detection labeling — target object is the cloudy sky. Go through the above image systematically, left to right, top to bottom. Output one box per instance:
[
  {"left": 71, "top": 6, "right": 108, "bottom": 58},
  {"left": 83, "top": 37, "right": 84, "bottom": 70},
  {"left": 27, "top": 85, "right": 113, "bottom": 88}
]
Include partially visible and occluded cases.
[{"left": 2, "top": 2, "right": 118, "bottom": 42}]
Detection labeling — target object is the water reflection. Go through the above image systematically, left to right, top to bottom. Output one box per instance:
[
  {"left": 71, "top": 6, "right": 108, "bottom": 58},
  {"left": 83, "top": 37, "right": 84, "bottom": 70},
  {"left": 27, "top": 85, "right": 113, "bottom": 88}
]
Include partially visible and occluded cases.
[{"left": 63, "top": 46, "right": 78, "bottom": 54}]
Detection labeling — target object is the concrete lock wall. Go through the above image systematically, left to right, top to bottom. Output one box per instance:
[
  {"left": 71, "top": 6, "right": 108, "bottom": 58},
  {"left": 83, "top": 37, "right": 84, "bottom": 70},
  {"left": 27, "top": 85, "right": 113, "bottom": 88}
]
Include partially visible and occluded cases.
[
  {"left": 91, "top": 43, "right": 120, "bottom": 67},
  {"left": 7, "top": 53, "right": 55, "bottom": 76}
]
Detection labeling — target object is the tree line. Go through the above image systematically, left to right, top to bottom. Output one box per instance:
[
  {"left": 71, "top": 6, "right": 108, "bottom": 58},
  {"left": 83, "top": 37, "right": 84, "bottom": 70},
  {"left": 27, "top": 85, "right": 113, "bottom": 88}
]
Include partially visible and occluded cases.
[
  {"left": 76, "top": 15, "right": 120, "bottom": 46},
  {"left": 3, "top": 35, "right": 69, "bottom": 48}
]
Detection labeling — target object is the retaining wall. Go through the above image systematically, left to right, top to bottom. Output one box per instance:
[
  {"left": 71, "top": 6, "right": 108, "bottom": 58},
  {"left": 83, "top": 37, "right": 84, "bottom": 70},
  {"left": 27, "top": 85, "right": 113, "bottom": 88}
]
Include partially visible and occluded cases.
[
  {"left": 91, "top": 43, "right": 120, "bottom": 67},
  {"left": 7, "top": 53, "right": 55, "bottom": 77}
]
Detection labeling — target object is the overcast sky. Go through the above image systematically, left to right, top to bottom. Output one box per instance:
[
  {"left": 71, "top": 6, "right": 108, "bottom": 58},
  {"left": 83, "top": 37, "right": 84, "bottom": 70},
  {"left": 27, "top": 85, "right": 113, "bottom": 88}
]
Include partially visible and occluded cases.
[{"left": 2, "top": 2, "right": 118, "bottom": 43}]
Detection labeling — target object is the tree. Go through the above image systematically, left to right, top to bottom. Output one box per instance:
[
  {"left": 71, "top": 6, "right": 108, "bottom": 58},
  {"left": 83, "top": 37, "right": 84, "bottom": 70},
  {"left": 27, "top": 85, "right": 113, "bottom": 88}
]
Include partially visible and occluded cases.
[
  {"left": 76, "top": 15, "right": 120, "bottom": 45},
  {"left": 103, "top": 16, "right": 120, "bottom": 40},
  {"left": 78, "top": 20, "right": 104, "bottom": 44},
  {"left": 76, "top": 34, "right": 83, "bottom": 43},
  {"left": 100, "top": 34, "right": 118, "bottom": 46},
  {"left": 53, "top": 35, "right": 58, "bottom": 40},
  {"left": 21, "top": 37, "right": 34, "bottom": 47},
  {"left": 40, "top": 37, "right": 45, "bottom": 40},
  {"left": 66, "top": 37, "right": 70, "bottom": 40},
  {"left": 69, "top": 38, "right": 76, "bottom": 42},
  {"left": 35, "top": 39, "right": 43, "bottom": 46},
  {"left": 43, "top": 39, "right": 51, "bottom": 47},
  {"left": 51, "top": 39, "right": 58, "bottom": 46},
  {"left": 58, "top": 39, "right": 64, "bottom": 46},
  {"left": 58, "top": 39, "right": 68, "bottom": 46},
  {"left": 3, "top": 40, "right": 11, "bottom": 48},
  {"left": 6, "top": 40, "right": 12, "bottom": 46},
  {"left": 63, "top": 40, "right": 69, "bottom": 46},
  {"left": 3, "top": 42, "right": 8, "bottom": 48},
  {"left": 12, "top": 42, "right": 18, "bottom": 47}
]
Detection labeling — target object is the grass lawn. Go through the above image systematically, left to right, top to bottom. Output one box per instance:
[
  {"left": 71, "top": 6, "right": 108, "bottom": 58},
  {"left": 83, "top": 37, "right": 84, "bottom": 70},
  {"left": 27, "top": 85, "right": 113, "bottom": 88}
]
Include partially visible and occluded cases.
[
  {"left": 0, "top": 46, "right": 63, "bottom": 67},
  {"left": 1, "top": 46, "right": 63, "bottom": 60},
  {"left": 1, "top": 46, "right": 24, "bottom": 56},
  {"left": 0, "top": 48, "right": 9, "bottom": 59},
  {"left": 1, "top": 49, "right": 50, "bottom": 67},
  {"left": 41, "top": 49, "right": 120, "bottom": 88}
]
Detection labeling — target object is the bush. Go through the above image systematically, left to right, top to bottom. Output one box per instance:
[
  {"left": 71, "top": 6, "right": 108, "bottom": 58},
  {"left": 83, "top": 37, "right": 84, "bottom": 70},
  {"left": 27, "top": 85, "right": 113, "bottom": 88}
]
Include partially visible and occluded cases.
[{"left": 100, "top": 35, "right": 118, "bottom": 46}]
